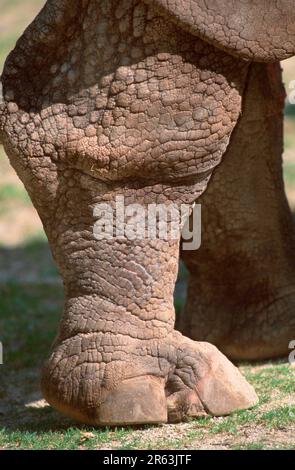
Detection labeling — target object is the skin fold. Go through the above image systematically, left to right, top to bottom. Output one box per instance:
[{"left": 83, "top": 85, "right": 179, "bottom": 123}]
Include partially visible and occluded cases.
[
  {"left": 0, "top": 0, "right": 293, "bottom": 425},
  {"left": 145, "top": 0, "right": 295, "bottom": 61},
  {"left": 180, "top": 62, "right": 295, "bottom": 360}
]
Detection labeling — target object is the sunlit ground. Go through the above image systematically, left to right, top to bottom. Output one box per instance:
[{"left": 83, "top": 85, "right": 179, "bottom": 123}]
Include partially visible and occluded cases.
[{"left": 0, "top": 0, "right": 295, "bottom": 451}]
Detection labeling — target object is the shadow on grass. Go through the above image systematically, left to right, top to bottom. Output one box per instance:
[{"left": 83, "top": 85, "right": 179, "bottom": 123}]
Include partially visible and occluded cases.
[
  {"left": 285, "top": 102, "right": 295, "bottom": 119},
  {"left": 1, "top": 233, "right": 292, "bottom": 438},
  {"left": 0, "top": 236, "right": 59, "bottom": 284},
  {"left": 0, "top": 237, "right": 188, "bottom": 435},
  {"left": 2, "top": 398, "right": 157, "bottom": 438},
  {"left": 6, "top": 406, "right": 154, "bottom": 434}
]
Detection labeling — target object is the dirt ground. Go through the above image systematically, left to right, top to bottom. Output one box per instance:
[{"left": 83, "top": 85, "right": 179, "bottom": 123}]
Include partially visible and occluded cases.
[
  {"left": 0, "top": 0, "right": 295, "bottom": 451},
  {"left": 0, "top": 362, "right": 294, "bottom": 450}
]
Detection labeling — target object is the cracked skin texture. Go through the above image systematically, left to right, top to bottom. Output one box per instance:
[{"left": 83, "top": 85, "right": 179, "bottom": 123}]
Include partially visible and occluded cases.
[
  {"left": 2, "top": 0, "right": 295, "bottom": 425},
  {"left": 146, "top": 0, "right": 295, "bottom": 62},
  {"left": 180, "top": 62, "right": 295, "bottom": 361}
]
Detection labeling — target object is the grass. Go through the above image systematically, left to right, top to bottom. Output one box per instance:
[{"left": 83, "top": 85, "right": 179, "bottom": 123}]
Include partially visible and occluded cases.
[
  {"left": 0, "top": 0, "right": 295, "bottom": 452},
  {"left": 285, "top": 103, "right": 295, "bottom": 119},
  {"left": 284, "top": 116, "right": 295, "bottom": 151},
  {"left": 0, "top": 147, "right": 33, "bottom": 219},
  {"left": 284, "top": 161, "right": 295, "bottom": 188},
  {"left": 0, "top": 183, "right": 30, "bottom": 205},
  {"left": 0, "top": 276, "right": 294, "bottom": 450},
  {"left": 0, "top": 283, "right": 63, "bottom": 368},
  {"left": 260, "top": 406, "right": 295, "bottom": 429},
  {"left": 0, "top": 427, "right": 137, "bottom": 451}
]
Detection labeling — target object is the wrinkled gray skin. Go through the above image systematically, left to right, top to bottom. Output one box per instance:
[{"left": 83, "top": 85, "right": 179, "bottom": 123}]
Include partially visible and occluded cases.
[
  {"left": 0, "top": 0, "right": 294, "bottom": 426},
  {"left": 179, "top": 62, "right": 295, "bottom": 360}
]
